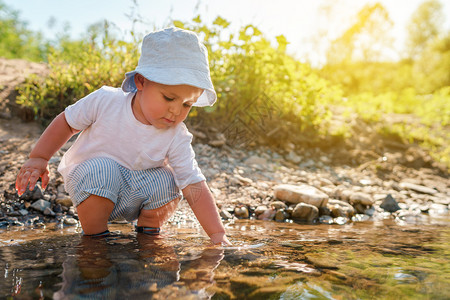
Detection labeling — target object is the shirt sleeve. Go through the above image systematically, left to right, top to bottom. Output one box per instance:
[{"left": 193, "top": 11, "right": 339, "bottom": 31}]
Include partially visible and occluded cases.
[
  {"left": 64, "top": 86, "right": 108, "bottom": 131},
  {"left": 167, "top": 125, "right": 206, "bottom": 189}
]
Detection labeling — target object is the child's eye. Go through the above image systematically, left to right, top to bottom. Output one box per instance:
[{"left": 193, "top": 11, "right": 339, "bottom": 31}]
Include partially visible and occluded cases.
[
  {"left": 163, "top": 95, "right": 174, "bottom": 101},
  {"left": 183, "top": 103, "right": 192, "bottom": 108}
]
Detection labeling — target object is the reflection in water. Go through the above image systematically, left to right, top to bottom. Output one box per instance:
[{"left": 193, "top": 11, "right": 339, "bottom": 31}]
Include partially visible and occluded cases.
[
  {"left": 0, "top": 217, "right": 449, "bottom": 299},
  {"left": 52, "top": 233, "right": 224, "bottom": 299}
]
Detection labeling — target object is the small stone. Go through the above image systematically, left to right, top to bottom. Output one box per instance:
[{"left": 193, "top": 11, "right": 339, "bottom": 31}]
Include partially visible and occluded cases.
[
  {"left": 190, "top": 129, "right": 207, "bottom": 139},
  {"left": 209, "top": 139, "right": 226, "bottom": 147},
  {"left": 286, "top": 151, "right": 302, "bottom": 164},
  {"left": 245, "top": 155, "right": 268, "bottom": 166},
  {"left": 233, "top": 174, "right": 253, "bottom": 186},
  {"left": 399, "top": 182, "right": 437, "bottom": 195},
  {"left": 274, "top": 184, "right": 328, "bottom": 208},
  {"left": 349, "top": 192, "right": 373, "bottom": 206},
  {"left": 55, "top": 194, "right": 73, "bottom": 207},
  {"left": 380, "top": 194, "right": 401, "bottom": 213},
  {"left": 328, "top": 199, "right": 355, "bottom": 218},
  {"left": 30, "top": 200, "right": 51, "bottom": 212},
  {"left": 270, "top": 201, "right": 287, "bottom": 210},
  {"left": 291, "top": 203, "right": 319, "bottom": 222},
  {"left": 354, "top": 203, "right": 366, "bottom": 214},
  {"left": 53, "top": 204, "right": 63, "bottom": 214},
  {"left": 234, "top": 206, "right": 249, "bottom": 219},
  {"left": 254, "top": 206, "right": 268, "bottom": 216},
  {"left": 364, "top": 206, "right": 375, "bottom": 216},
  {"left": 43, "top": 207, "right": 55, "bottom": 216},
  {"left": 68, "top": 207, "right": 76, "bottom": 216},
  {"left": 257, "top": 208, "right": 276, "bottom": 220},
  {"left": 19, "top": 209, "right": 29, "bottom": 216},
  {"left": 220, "top": 209, "right": 233, "bottom": 220},
  {"left": 275, "top": 209, "right": 288, "bottom": 222},
  {"left": 319, "top": 215, "right": 333, "bottom": 224},
  {"left": 63, "top": 217, "right": 78, "bottom": 226}
]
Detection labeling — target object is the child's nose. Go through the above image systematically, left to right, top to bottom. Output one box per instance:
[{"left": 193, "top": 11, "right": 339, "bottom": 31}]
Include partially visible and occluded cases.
[{"left": 169, "top": 103, "right": 182, "bottom": 116}]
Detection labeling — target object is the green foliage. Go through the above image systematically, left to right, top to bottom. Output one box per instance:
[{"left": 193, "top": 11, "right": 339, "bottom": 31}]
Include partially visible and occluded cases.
[
  {"left": 0, "top": 0, "right": 47, "bottom": 61},
  {"left": 406, "top": 0, "right": 445, "bottom": 59},
  {"left": 11, "top": 10, "right": 450, "bottom": 168},
  {"left": 173, "top": 17, "right": 339, "bottom": 145},
  {"left": 16, "top": 25, "right": 139, "bottom": 123},
  {"left": 342, "top": 87, "right": 450, "bottom": 167}
]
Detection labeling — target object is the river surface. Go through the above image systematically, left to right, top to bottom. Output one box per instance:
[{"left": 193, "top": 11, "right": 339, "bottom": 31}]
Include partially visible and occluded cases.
[{"left": 1, "top": 214, "right": 449, "bottom": 299}]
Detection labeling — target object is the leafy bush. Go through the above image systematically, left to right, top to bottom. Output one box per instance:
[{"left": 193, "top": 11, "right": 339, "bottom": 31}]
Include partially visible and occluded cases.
[
  {"left": 174, "top": 16, "right": 340, "bottom": 146},
  {"left": 16, "top": 29, "right": 139, "bottom": 124}
]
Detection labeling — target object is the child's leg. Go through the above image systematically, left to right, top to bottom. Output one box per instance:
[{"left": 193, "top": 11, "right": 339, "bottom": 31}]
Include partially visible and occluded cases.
[
  {"left": 77, "top": 194, "right": 115, "bottom": 235},
  {"left": 137, "top": 196, "right": 181, "bottom": 228}
]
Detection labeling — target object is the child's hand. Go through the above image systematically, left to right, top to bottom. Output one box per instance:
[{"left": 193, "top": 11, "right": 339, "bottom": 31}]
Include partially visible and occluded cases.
[
  {"left": 15, "top": 158, "right": 50, "bottom": 196},
  {"left": 210, "top": 232, "right": 232, "bottom": 246}
]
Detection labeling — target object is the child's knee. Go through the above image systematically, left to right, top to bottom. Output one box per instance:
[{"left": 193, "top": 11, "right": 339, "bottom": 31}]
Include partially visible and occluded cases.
[{"left": 138, "top": 197, "right": 181, "bottom": 227}]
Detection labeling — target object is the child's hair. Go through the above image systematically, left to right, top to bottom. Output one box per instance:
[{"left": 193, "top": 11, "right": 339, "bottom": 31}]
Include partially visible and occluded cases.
[{"left": 121, "top": 27, "right": 216, "bottom": 107}]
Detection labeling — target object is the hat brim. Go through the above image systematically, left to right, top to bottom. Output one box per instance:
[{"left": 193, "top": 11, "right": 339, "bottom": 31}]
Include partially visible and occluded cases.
[{"left": 121, "top": 68, "right": 216, "bottom": 107}]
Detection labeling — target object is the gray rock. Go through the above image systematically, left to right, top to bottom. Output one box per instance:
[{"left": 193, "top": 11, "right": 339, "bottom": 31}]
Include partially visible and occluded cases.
[
  {"left": 286, "top": 151, "right": 302, "bottom": 164},
  {"left": 399, "top": 182, "right": 437, "bottom": 195},
  {"left": 274, "top": 184, "right": 329, "bottom": 208},
  {"left": 20, "top": 185, "right": 44, "bottom": 201},
  {"left": 380, "top": 194, "right": 401, "bottom": 212},
  {"left": 30, "top": 200, "right": 51, "bottom": 212},
  {"left": 292, "top": 203, "right": 319, "bottom": 222},
  {"left": 364, "top": 206, "right": 375, "bottom": 216},
  {"left": 43, "top": 207, "right": 55, "bottom": 216},
  {"left": 19, "top": 209, "right": 29, "bottom": 216}
]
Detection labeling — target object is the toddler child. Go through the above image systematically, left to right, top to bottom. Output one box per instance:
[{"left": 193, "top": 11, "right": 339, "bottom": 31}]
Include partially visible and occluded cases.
[{"left": 15, "top": 27, "right": 230, "bottom": 245}]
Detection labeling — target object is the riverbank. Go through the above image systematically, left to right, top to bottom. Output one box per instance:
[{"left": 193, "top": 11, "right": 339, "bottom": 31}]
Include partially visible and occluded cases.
[
  {"left": 0, "top": 58, "right": 448, "bottom": 230},
  {"left": 0, "top": 114, "right": 448, "bottom": 230}
]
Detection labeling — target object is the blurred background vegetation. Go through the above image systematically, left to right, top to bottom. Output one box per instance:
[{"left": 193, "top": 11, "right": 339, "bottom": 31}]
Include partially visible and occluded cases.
[{"left": 0, "top": 0, "right": 449, "bottom": 167}]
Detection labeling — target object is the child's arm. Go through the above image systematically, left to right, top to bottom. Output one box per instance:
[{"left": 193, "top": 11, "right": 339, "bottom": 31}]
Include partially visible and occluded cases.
[
  {"left": 15, "top": 112, "right": 79, "bottom": 195},
  {"left": 182, "top": 181, "right": 231, "bottom": 245}
]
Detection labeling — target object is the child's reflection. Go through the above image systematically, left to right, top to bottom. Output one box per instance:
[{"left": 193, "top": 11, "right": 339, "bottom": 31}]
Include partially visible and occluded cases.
[{"left": 53, "top": 234, "right": 225, "bottom": 299}]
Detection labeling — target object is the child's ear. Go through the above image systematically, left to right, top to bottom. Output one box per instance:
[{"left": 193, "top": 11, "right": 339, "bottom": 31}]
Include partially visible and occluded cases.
[{"left": 134, "top": 73, "right": 145, "bottom": 90}]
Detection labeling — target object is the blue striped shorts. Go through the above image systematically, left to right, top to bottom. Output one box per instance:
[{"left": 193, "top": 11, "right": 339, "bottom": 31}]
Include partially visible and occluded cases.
[{"left": 65, "top": 157, "right": 181, "bottom": 221}]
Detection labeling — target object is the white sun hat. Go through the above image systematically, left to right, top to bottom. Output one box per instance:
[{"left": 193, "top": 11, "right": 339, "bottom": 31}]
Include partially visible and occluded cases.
[{"left": 121, "top": 27, "right": 217, "bottom": 107}]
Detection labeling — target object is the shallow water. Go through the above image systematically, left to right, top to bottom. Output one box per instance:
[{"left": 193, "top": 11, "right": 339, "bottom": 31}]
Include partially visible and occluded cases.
[{"left": 1, "top": 215, "right": 449, "bottom": 299}]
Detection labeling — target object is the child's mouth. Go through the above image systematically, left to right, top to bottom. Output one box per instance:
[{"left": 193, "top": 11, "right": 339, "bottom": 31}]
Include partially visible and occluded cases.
[{"left": 163, "top": 118, "right": 175, "bottom": 123}]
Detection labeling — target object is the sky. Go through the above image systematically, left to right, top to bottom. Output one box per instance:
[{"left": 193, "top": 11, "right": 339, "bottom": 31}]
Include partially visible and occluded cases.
[{"left": 3, "top": 0, "right": 450, "bottom": 65}]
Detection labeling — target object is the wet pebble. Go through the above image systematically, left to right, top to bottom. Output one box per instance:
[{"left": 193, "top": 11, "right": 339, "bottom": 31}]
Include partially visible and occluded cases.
[
  {"left": 30, "top": 199, "right": 51, "bottom": 212},
  {"left": 292, "top": 203, "right": 318, "bottom": 222},
  {"left": 234, "top": 206, "right": 249, "bottom": 219},
  {"left": 63, "top": 217, "right": 78, "bottom": 226}
]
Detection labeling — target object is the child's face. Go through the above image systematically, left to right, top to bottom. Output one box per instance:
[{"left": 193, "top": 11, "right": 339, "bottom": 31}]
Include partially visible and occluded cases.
[{"left": 133, "top": 74, "right": 203, "bottom": 129}]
